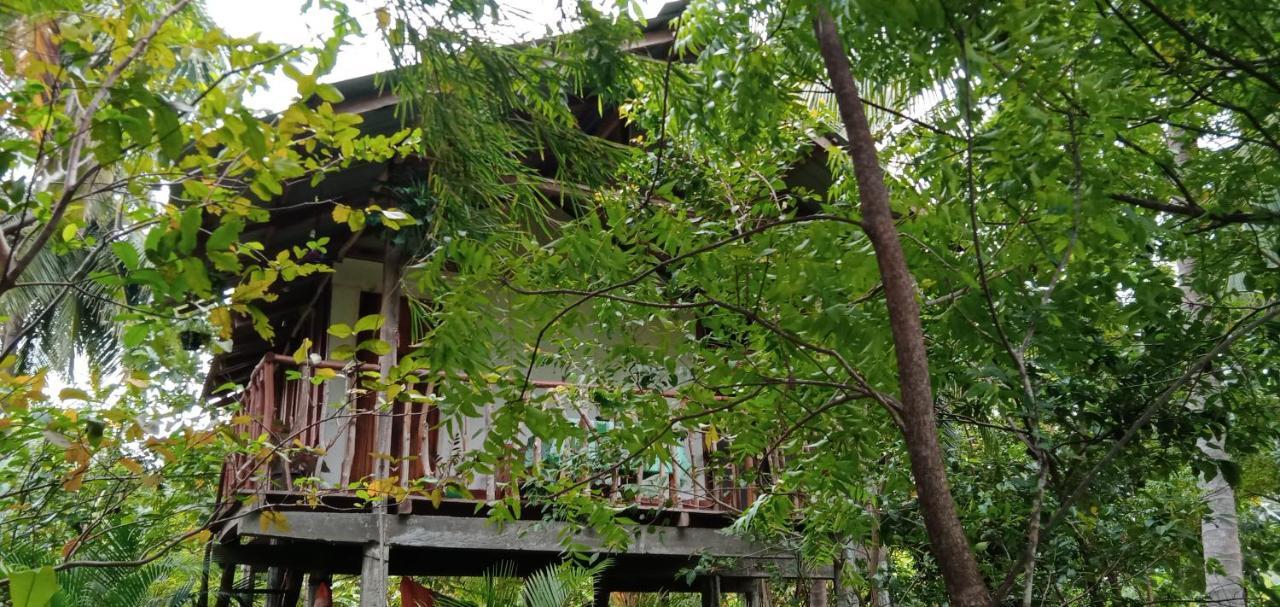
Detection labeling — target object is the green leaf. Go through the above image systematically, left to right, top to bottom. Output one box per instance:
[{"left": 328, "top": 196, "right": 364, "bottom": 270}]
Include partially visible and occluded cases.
[
  {"left": 314, "top": 83, "right": 345, "bottom": 103},
  {"left": 153, "top": 102, "right": 184, "bottom": 163},
  {"left": 120, "top": 105, "right": 153, "bottom": 145},
  {"left": 239, "top": 114, "right": 267, "bottom": 158},
  {"left": 91, "top": 119, "right": 122, "bottom": 164},
  {"left": 177, "top": 206, "right": 202, "bottom": 255},
  {"left": 206, "top": 218, "right": 244, "bottom": 252},
  {"left": 111, "top": 241, "right": 140, "bottom": 270},
  {"left": 208, "top": 251, "right": 241, "bottom": 272},
  {"left": 182, "top": 258, "right": 213, "bottom": 295},
  {"left": 353, "top": 314, "right": 384, "bottom": 334},
  {"left": 122, "top": 324, "right": 150, "bottom": 349},
  {"left": 293, "top": 338, "right": 313, "bottom": 363},
  {"left": 358, "top": 339, "right": 391, "bottom": 356},
  {"left": 329, "top": 343, "right": 357, "bottom": 361},
  {"left": 58, "top": 387, "right": 90, "bottom": 401},
  {"left": 1218, "top": 460, "right": 1243, "bottom": 488},
  {"left": 9, "top": 566, "right": 58, "bottom": 607}
]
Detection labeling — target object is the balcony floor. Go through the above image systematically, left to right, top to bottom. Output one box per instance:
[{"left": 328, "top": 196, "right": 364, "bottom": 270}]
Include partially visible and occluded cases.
[{"left": 214, "top": 503, "right": 829, "bottom": 591}]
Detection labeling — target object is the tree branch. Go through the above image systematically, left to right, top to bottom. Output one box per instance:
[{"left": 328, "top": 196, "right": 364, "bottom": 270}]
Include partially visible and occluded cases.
[{"left": 990, "top": 302, "right": 1280, "bottom": 603}]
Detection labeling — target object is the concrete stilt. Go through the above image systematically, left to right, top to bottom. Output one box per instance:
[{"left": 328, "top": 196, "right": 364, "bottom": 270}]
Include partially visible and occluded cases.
[{"left": 359, "top": 541, "right": 389, "bottom": 607}]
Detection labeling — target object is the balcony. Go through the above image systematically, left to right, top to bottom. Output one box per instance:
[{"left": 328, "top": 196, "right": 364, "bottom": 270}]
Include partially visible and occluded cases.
[{"left": 217, "top": 354, "right": 764, "bottom": 521}]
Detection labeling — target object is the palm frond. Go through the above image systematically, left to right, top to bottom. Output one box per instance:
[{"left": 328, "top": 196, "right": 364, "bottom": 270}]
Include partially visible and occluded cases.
[{"left": 429, "top": 559, "right": 611, "bottom": 607}]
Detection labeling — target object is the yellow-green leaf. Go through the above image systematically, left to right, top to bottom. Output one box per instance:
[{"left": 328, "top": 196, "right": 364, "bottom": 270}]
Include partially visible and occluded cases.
[
  {"left": 353, "top": 314, "right": 384, "bottom": 334},
  {"left": 292, "top": 338, "right": 313, "bottom": 364},
  {"left": 58, "top": 387, "right": 91, "bottom": 401},
  {"left": 9, "top": 566, "right": 58, "bottom": 607}
]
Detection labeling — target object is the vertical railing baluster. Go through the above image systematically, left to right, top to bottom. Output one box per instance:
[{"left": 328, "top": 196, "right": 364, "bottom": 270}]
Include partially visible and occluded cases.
[
  {"left": 340, "top": 367, "right": 358, "bottom": 487},
  {"left": 424, "top": 380, "right": 436, "bottom": 477},
  {"left": 484, "top": 402, "right": 495, "bottom": 499}
]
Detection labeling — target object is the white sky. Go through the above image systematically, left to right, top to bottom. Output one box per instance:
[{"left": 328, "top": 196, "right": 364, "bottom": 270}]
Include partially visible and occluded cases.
[{"left": 205, "top": 0, "right": 671, "bottom": 111}]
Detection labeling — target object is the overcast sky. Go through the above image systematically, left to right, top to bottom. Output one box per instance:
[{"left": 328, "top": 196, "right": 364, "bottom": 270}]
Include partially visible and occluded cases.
[{"left": 206, "top": 0, "right": 671, "bottom": 110}]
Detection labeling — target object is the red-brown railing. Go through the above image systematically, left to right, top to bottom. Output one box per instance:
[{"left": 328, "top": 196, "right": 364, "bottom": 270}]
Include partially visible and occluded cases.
[{"left": 217, "top": 354, "right": 763, "bottom": 514}]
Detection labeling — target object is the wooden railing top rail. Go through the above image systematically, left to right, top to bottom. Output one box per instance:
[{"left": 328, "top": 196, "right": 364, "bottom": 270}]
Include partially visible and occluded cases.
[{"left": 263, "top": 352, "right": 692, "bottom": 398}]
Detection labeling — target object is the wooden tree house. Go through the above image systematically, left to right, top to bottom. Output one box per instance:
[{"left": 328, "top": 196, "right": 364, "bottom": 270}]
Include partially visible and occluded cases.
[{"left": 204, "top": 4, "right": 839, "bottom": 606}]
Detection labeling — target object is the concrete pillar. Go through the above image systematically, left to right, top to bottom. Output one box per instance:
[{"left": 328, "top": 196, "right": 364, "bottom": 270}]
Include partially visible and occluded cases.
[{"left": 360, "top": 542, "right": 389, "bottom": 607}]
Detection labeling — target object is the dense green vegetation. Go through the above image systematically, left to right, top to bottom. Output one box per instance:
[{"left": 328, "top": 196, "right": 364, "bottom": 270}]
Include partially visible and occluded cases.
[{"left": 0, "top": 0, "right": 1277, "bottom": 605}]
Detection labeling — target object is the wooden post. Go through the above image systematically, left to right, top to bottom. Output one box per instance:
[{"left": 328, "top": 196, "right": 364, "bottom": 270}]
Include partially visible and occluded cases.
[
  {"left": 360, "top": 542, "right": 389, "bottom": 607},
  {"left": 198, "top": 543, "right": 212, "bottom": 607},
  {"left": 214, "top": 563, "right": 236, "bottom": 607},
  {"left": 265, "top": 567, "right": 285, "bottom": 607},
  {"left": 281, "top": 570, "right": 304, "bottom": 607},
  {"left": 701, "top": 576, "right": 721, "bottom": 607},
  {"left": 807, "top": 580, "right": 827, "bottom": 607},
  {"left": 742, "top": 581, "right": 768, "bottom": 607},
  {"left": 593, "top": 587, "right": 611, "bottom": 607}
]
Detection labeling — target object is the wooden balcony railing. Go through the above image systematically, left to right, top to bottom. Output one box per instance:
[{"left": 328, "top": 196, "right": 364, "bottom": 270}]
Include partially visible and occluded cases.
[{"left": 217, "top": 354, "right": 764, "bottom": 515}]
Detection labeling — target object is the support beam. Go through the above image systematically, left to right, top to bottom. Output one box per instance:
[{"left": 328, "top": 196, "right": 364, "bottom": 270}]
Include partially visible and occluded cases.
[
  {"left": 236, "top": 511, "right": 801, "bottom": 562},
  {"left": 747, "top": 581, "right": 762, "bottom": 607}
]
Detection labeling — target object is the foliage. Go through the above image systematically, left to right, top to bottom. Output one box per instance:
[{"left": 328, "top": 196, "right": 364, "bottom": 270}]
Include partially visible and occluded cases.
[
  {"left": 0, "top": 0, "right": 413, "bottom": 600},
  {"left": 0, "top": 0, "right": 1277, "bottom": 605},
  {"left": 377, "top": 0, "right": 1280, "bottom": 604},
  {"left": 427, "top": 559, "right": 610, "bottom": 607}
]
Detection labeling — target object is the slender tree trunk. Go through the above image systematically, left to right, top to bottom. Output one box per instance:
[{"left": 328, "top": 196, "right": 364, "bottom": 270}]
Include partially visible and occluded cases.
[
  {"left": 811, "top": 9, "right": 990, "bottom": 606},
  {"left": 1168, "top": 131, "right": 1247, "bottom": 606},
  {"left": 362, "top": 239, "right": 402, "bottom": 607},
  {"left": 376, "top": 240, "right": 403, "bottom": 481},
  {"left": 1178, "top": 263, "right": 1246, "bottom": 607},
  {"left": 1198, "top": 437, "right": 1246, "bottom": 605}
]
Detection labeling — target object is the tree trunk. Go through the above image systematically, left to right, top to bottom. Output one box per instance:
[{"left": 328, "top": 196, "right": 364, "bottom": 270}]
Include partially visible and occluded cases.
[
  {"left": 811, "top": 9, "right": 990, "bottom": 606},
  {"left": 1169, "top": 130, "right": 1246, "bottom": 605},
  {"left": 363, "top": 239, "right": 403, "bottom": 607},
  {"left": 376, "top": 240, "right": 404, "bottom": 481},
  {"left": 1179, "top": 275, "right": 1245, "bottom": 606},
  {"left": 1198, "top": 437, "right": 1246, "bottom": 605}
]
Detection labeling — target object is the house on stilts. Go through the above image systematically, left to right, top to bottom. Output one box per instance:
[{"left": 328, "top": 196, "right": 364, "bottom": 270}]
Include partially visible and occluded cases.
[{"left": 205, "top": 3, "right": 840, "bottom": 605}]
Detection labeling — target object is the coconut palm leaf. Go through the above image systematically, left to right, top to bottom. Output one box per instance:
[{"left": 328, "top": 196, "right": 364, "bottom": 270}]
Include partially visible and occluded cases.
[
  {"left": 0, "top": 526, "right": 197, "bottom": 607},
  {"left": 432, "top": 559, "right": 611, "bottom": 607}
]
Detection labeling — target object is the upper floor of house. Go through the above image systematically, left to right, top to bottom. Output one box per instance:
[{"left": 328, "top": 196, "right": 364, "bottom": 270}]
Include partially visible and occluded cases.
[{"left": 206, "top": 1, "right": 839, "bottom": 529}]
